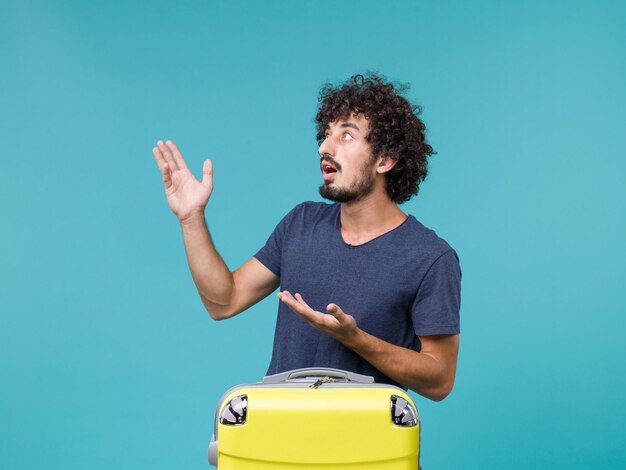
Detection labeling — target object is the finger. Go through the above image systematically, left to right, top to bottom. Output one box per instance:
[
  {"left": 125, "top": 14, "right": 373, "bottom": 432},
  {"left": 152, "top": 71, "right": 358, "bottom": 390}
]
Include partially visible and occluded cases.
[
  {"left": 157, "top": 140, "right": 178, "bottom": 171},
  {"left": 166, "top": 140, "right": 189, "bottom": 170},
  {"left": 152, "top": 146, "right": 166, "bottom": 165},
  {"left": 153, "top": 148, "right": 173, "bottom": 189},
  {"left": 202, "top": 159, "right": 213, "bottom": 187},
  {"left": 161, "top": 162, "right": 172, "bottom": 189},
  {"left": 278, "top": 290, "right": 296, "bottom": 304},
  {"left": 279, "top": 291, "right": 313, "bottom": 318},
  {"left": 285, "top": 291, "right": 306, "bottom": 310},
  {"left": 294, "top": 293, "right": 313, "bottom": 310},
  {"left": 290, "top": 296, "right": 327, "bottom": 327},
  {"left": 326, "top": 303, "right": 345, "bottom": 318}
]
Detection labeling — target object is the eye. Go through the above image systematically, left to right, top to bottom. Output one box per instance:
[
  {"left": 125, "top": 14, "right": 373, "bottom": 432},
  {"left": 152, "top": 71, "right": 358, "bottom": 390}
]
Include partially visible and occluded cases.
[{"left": 342, "top": 132, "right": 353, "bottom": 141}]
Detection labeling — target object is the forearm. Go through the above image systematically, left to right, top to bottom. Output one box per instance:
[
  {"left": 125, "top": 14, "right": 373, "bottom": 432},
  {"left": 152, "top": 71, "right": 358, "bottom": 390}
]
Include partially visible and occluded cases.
[
  {"left": 179, "top": 211, "right": 234, "bottom": 318},
  {"left": 276, "top": 292, "right": 459, "bottom": 400},
  {"left": 344, "top": 329, "right": 456, "bottom": 401}
]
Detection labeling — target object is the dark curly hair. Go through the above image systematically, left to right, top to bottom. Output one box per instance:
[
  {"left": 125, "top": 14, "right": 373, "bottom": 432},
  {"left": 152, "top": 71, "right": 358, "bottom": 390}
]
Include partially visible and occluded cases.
[{"left": 315, "top": 73, "right": 435, "bottom": 204}]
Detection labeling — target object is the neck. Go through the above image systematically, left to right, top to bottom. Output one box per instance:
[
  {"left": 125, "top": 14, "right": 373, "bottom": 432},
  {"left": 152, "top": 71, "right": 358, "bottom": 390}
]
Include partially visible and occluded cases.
[{"left": 339, "top": 189, "right": 406, "bottom": 243}]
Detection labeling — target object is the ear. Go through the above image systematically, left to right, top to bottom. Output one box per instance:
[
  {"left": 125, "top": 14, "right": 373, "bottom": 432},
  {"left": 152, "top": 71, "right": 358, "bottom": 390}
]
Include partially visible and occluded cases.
[{"left": 376, "top": 155, "right": 398, "bottom": 174}]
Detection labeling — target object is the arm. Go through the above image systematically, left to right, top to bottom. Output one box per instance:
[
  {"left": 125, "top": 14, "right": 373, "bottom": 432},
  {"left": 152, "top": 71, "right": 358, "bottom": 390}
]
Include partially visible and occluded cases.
[
  {"left": 152, "top": 140, "right": 279, "bottom": 320},
  {"left": 180, "top": 214, "right": 279, "bottom": 320},
  {"left": 277, "top": 292, "right": 459, "bottom": 401},
  {"left": 343, "top": 330, "right": 459, "bottom": 401}
]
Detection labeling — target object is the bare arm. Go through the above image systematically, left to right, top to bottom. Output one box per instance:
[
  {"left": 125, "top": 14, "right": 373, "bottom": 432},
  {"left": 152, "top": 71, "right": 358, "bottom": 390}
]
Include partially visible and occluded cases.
[
  {"left": 152, "top": 140, "right": 279, "bottom": 319},
  {"left": 182, "top": 215, "right": 279, "bottom": 319},
  {"left": 277, "top": 292, "right": 459, "bottom": 401},
  {"left": 343, "top": 330, "right": 459, "bottom": 401}
]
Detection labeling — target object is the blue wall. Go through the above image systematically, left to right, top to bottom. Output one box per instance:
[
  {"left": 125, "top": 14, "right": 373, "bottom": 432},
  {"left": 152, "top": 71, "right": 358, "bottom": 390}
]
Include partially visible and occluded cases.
[{"left": 1, "top": 1, "right": 625, "bottom": 468}]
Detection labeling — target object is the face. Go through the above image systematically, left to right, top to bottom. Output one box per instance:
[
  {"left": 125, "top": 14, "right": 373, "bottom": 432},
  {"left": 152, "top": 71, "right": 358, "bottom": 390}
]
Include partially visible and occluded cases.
[{"left": 318, "top": 113, "right": 378, "bottom": 203}]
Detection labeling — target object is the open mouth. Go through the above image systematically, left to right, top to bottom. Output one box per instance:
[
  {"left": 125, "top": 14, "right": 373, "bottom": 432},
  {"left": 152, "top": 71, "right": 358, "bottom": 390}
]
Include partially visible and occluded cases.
[{"left": 321, "top": 162, "right": 338, "bottom": 175}]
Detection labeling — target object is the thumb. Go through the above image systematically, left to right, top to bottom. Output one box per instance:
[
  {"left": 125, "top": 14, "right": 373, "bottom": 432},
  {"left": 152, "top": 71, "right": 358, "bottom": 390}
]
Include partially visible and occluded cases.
[
  {"left": 202, "top": 159, "right": 213, "bottom": 187},
  {"left": 326, "top": 303, "right": 344, "bottom": 317}
]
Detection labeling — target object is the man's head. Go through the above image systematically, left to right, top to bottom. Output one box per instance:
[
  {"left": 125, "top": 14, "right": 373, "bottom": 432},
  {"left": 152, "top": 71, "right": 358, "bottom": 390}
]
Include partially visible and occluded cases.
[
  {"left": 315, "top": 74, "right": 434, "bottom": 204},
  {"left": 317, "top": 113, "right": 380, "bottom": 203}
]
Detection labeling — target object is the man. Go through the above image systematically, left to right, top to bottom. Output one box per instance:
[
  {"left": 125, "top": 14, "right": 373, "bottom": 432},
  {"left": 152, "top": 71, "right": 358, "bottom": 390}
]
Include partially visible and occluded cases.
[{"left": 152, "top": 74, "right": 460, "bottom": 401}]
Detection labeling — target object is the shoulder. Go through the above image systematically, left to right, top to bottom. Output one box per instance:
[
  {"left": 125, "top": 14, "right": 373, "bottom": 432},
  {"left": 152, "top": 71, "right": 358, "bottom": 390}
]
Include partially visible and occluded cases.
[
  {"left": 285, "top": 201, "right": 338, "bottom": 222},
  {"left": 402, "top": 216, "right": 458, "bottom": 261}
]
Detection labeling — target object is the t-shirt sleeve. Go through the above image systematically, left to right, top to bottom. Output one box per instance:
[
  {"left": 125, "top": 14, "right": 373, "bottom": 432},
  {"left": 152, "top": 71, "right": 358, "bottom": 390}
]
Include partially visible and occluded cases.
[
  {"left": 253, "top": 205, "right": 300, "bottom": 277},
  {"left": 411, "top": 249, "right": 461, "bottom": 336}
]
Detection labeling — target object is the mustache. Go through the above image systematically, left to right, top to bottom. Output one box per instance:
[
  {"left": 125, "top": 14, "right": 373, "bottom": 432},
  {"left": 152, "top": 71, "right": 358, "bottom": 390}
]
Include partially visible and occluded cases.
[{"left": 320, "top": 155, "right": 341, "bottom": 171}]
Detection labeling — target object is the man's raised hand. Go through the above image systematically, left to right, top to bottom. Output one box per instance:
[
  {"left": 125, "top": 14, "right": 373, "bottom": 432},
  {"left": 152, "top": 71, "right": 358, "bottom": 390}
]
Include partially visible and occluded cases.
[{"left": 152, "top": 140, "right": 213, "bottom": 223}]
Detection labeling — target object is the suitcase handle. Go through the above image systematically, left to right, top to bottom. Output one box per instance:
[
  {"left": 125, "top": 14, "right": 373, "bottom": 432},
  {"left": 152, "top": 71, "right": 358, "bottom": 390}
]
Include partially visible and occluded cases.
[{"left": 262, "top": 367, "right": 375, "bottom": 384}]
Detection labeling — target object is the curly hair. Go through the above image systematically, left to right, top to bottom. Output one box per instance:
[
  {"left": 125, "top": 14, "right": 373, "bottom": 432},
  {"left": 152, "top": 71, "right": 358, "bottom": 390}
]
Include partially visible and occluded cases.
[{"left": 315, "top": 73, "right": 435, "bottom": 204}]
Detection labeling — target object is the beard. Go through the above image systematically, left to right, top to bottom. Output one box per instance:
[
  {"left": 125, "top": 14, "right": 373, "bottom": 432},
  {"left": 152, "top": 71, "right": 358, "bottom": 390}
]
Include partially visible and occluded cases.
[{"left": 319, "top": 162, "right": 377, "bottom": 203}]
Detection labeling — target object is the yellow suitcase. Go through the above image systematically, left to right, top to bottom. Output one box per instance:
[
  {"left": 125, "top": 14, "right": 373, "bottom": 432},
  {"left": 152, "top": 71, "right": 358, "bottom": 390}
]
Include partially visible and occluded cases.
[{"left": 208, "top": 368, "right": 420, "bottom": 469}]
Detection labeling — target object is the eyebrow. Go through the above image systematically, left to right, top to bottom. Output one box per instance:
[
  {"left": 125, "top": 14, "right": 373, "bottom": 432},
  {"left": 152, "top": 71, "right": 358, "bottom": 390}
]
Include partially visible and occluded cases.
[
  {"left": 324, "top": 122, "right": 361, "bottom": 136},
  {"left": 340, "top": 122, "right": 360, "bottom": 131}
]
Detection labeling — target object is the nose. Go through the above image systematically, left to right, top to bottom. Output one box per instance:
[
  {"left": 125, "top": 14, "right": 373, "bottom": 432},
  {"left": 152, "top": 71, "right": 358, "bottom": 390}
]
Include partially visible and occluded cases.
[{"left": 318, "top": 136, "right": 334, "bottom": 158}]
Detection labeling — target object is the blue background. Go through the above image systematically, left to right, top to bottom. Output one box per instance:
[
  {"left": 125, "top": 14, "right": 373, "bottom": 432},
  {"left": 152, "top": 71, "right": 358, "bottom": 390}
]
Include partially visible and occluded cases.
[{"left": 1, "top": 0, "right": 625, "bottom": 468}]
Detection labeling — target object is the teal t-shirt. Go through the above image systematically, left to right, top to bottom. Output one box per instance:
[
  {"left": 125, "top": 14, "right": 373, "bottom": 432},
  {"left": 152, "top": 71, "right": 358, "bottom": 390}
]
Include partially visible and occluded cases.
[{"left": 255, "top": 201, "right": 461, "bottom": 388}]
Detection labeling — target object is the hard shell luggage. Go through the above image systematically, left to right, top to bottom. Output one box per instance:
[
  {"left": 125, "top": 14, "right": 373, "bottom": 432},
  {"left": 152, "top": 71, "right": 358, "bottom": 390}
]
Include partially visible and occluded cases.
[{"left": 208, "top": 367, "right": 420, "bottom": 469}]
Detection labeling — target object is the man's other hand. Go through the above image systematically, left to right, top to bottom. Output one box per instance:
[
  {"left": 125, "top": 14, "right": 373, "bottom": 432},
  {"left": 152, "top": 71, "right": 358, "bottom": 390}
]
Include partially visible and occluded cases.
[{"left": 277, "top": 291, "right": 358, "bottom": 344}]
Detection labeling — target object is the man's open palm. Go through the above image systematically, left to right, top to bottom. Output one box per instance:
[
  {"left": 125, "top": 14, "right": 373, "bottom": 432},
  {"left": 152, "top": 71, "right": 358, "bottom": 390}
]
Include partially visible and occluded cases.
[{"left": 152, "top": 140, "right": 213, "bottom": 222}]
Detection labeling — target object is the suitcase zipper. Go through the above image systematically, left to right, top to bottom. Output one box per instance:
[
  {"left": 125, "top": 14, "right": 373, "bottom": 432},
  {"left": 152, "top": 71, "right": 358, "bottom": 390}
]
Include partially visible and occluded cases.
[{"left": 309, "top": 377, "right": 336, "bottom": 388}]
